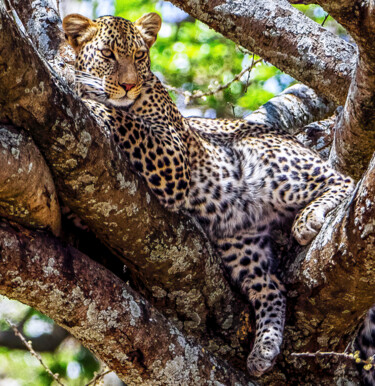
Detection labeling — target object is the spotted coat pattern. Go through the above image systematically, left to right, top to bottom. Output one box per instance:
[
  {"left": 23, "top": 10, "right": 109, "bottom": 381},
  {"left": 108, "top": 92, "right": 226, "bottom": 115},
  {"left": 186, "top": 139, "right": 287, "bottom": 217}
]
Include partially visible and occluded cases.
[{"left": 63, "top": 13, "right": 355, "bottom": 377}]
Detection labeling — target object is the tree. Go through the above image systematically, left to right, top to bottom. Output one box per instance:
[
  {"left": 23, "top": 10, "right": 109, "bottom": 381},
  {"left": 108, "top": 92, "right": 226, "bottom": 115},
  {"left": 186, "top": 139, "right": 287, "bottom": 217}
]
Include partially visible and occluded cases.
[{"left": 0, "top": 0, "right": 374, "bottom": 384}]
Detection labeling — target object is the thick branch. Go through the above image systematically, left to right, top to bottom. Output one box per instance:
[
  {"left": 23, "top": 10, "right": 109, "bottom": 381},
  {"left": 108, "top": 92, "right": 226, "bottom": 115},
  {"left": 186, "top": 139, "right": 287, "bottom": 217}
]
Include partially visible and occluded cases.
[
  {"left": 9, "top": 0, "right": 62, "bottom": 59},
  {"left": 167, "top": 0, "right": 356, "bottom": 105},
  {"left": 0, "top": 1, "right": 338, "bottom": 363},
  {"left": 312, "top": 1, "right": 375, "bottom": 54},
  {"left": 313, "top": 1, "right": 375, "bottom": 179},
  {"left": 0, "top": 2, "right": 250, "bottom": 361},
  {"left": 330, "top": 56, "right": 375, "bottom": 179},
  {"left": 249, "top": 84, "right": 334, "bottom": 133},
  {"left": 0, "top": 124, "right": 61, "bottom": 235},
  {"left": 268, "top": 156, "right": 375, "bottom": 384},
  {"left": 0, "top": 221, "right": 253, "bottom": 385}
]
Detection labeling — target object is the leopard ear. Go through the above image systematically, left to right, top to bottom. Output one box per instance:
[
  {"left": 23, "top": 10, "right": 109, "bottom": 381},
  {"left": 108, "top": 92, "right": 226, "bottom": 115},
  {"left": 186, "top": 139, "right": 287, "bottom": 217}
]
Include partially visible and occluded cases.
[
  {"left": 134, "top": 13, "right": 162, "bottom": 48},
  {"left": 62, "top": 14, "right": 98, "bottom": 52}
]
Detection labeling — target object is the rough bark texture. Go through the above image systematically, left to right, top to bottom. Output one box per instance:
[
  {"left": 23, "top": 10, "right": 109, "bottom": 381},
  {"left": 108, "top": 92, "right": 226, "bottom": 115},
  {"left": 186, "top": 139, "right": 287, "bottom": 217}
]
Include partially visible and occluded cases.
[
  {"left": 0, "top": 0, "right": 375, "bottom": 384},
  {"left": 0, "top": 0, "right": 341, "bottom": 370},
  {"left": 9, "top": 0, "right": 62, "bottom": 59},
  {"left": 167, "top": 0, "right": 356, "bottom": 106},
  {"left": 289, "top": 0, "right": 375, "bottom": 179},
  {"left": 249, "top": 84, "right": 335, "bottom": 134},
  {"left": 0, "top": 124, "right": 61, "bottom": 235},
  {"left": 0, "top": 221, "right": 254, "bottom": 385}
]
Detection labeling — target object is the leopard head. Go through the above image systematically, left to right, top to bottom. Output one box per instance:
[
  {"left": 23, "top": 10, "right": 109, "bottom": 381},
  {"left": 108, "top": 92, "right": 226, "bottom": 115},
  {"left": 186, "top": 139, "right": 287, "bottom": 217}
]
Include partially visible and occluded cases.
[{"left": 63, "top": 13, "right": 161, "bottom": 107}]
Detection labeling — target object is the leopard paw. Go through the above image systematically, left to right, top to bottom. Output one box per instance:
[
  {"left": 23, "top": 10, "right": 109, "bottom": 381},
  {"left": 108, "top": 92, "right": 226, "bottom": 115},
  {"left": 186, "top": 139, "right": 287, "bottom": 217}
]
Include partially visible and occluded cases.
[
  {"left": 292, "top": 207, "right": 325, "bottom": 245},
  {"left": 247, "top": 341, "right": 279, "bottom": 377}
]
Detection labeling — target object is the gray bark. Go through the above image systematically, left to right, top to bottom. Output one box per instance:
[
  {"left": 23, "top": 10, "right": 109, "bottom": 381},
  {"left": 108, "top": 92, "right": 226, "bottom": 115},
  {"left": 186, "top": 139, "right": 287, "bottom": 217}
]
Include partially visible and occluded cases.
[
  {"left": 0, "top": 0, "right": 374, "bottom": 384},
  {"left": 0, "top": 0, "right": 339, "bottom": 367},
  {"left": 167, "top": 0, "right": 356, "bottom": 106},
  {"left": 318, "top": 1, "right": 375, "bottom": 179},
  {"left": 248, "top": 84, "right": 335, "bottom": 133},
  {"left": 0, "top": 124, "right": 61, "bottom": 235},
  {"left": 0, "top": 220, "right": 254, "bottom": 385}
]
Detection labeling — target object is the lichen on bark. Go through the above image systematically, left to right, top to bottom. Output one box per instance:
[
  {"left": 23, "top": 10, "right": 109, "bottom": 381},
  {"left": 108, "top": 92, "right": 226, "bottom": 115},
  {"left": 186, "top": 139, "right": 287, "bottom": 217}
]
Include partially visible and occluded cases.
[{"left": 1, "top": 0, "right": 375, "bottom": 384}]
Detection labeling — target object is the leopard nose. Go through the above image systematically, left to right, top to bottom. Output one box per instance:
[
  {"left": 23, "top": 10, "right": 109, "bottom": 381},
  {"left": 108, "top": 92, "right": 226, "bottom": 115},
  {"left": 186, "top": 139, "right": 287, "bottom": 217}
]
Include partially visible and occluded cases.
[{"left": 121, "top": 83, "right": 136, "bottom": 91}]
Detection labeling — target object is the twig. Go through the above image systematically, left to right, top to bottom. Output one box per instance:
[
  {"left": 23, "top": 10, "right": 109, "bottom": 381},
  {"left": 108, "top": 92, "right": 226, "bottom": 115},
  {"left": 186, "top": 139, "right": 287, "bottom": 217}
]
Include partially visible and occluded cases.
[
  {"left": 322, "top": 14, "right": 329, "bottom": 26},
  {"left": 243, "top": 54, "right": 254, "bottom": 94},
  {"left": 164, "top": 57, "right": 262, "bottom": 103},
  {"left": 6, "top": 320, "right": 65, "bottom": 385},
  {"left": 292, "top": 350, "right": 375, "bottom": 371},
  {"left": 85, "top": 369, "right": 111, "bottom": 386}
]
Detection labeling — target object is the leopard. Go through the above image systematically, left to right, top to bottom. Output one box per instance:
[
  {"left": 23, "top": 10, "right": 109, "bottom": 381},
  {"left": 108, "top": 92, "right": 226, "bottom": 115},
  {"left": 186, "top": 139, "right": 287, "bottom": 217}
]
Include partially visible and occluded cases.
[{"left": 62, "top": 12, "right": 355, "bottom": 377}]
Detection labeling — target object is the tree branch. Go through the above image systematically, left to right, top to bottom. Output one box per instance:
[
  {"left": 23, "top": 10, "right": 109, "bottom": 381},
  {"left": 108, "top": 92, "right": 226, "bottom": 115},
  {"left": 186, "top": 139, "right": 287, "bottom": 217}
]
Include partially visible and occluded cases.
[
  {"left": 167, "top": 0, "right": 356, "bottom": 105},
  {"left": 0, "top": 1, "right": 337, "bottom": 367},
  {"left": 0, "top": 1, "right": 242, "bottom": 348},
  {"left": 1, "top": 1, "right": 372, "bottom": 383},
  {"left": 308, "top": 1, "right": 375, "bottom": 179},
  {"left": 311, "top": 1, "right": 375, "bottom": 51},
  {"left": 248, "top": 84, "right": 335, "bottom": 133},
  {"left": 0, "top": 124, "right": 61, "bottom": 235},
  {"left": 0, "top": 221, "right": 253, "bottom": 385}
]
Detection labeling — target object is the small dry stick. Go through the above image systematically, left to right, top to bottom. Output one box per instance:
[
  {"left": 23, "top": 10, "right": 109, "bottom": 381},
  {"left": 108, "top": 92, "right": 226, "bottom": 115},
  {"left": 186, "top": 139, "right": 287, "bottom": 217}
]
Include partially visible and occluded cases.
[
  {"left": 321, "top": 14, "right": 329, "bottom": 27},
  {"left": 164, "top": 57, "right": 262, "bottom": 103},
  {"left": 6, "top": 320, "right": 65, "bottom": 385},
  {"left": 292, "top": 350, "right": 374, "bottom": 371},
  {"left": 85, "top": 369, "right": 111, "bottom": 386}
]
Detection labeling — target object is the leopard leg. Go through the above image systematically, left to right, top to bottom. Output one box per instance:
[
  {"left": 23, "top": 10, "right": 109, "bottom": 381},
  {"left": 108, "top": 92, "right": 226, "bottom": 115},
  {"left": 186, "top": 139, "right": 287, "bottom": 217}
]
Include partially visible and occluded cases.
[
  {"left": 292, "top": 175, "right": 354, "bottom": 245},
  {"left": 216, "top": 231, "right": 286, "bottom": 377}
]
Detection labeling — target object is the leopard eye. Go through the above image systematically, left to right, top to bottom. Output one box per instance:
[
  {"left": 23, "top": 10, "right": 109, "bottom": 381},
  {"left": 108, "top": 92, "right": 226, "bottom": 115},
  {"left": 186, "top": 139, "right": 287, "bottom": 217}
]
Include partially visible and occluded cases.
[
  {"left": 100, "top": 49, "right": 115, "bottom": 59},
  {"left": 135, "top": 50, "right": 147, "bottom": 60}
]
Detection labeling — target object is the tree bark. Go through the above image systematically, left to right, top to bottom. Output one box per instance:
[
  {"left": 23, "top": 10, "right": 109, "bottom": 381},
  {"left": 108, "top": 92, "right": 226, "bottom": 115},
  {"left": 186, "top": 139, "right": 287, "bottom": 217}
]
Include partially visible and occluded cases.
[
  {"left": 0, "top": 0, "right": 339, "bottom": 367},
  {"left": 1, "top": 0, "right": 374, "bottom": 384},
  {"left": 167, "top": 0, "right": 356, "bottom": 106},
  {"left": 315, "top": 1, "right": 375, "bottom": 179},
  {"left": 249, "top": 84, "right": 335, "bottom": 134},
  {"left": 0, "top": 124, "right": 61, "bottom": 235},
  {"left": 0, "top": 220, "right": 254, "bottom": 385}
]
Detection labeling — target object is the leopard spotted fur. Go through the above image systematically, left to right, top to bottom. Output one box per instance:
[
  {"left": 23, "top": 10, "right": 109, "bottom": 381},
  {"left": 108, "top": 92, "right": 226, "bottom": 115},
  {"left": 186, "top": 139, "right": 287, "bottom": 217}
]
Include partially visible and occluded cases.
[{"left": 63, "top": 12, "right": 355, "bottom": 377}]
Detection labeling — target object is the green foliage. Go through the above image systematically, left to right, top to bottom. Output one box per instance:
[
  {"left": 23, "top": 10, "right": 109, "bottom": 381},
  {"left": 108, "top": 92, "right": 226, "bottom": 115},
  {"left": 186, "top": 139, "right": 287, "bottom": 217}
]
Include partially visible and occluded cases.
[
  {"left": 115, "top": 0, "right": 296, "bottom": 117},
  {"left": 80, "top": 1, "right": 349, "bottom": 118},
  {"left": 0, "top": 2, "right": 353, "bottom": 384},
  {"left": 292, "top": 4, "right": 348, "bottom": 38},
  {"left": 0, "top": 296, "right": 100, "bottom": 385},
  {"left": 0, "top": 335, "right": 100, "bottom": 386}
]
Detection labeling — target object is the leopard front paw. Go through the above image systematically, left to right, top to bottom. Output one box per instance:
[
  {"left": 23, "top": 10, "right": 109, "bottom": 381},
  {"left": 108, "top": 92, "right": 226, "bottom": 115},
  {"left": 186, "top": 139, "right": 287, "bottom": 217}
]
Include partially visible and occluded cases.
[
  {"left": 292, "top": 207, "right": 325, "bottom": 245},
  {"left": 247, "top": 342, "right": 279, "bottom": 377}
]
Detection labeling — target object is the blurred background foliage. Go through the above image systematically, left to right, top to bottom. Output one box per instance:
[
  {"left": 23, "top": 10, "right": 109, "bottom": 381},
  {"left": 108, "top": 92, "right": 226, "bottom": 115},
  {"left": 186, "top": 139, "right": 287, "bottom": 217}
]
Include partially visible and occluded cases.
[{"left": 0, "top": 0, "right": 350, "bottom": 385}]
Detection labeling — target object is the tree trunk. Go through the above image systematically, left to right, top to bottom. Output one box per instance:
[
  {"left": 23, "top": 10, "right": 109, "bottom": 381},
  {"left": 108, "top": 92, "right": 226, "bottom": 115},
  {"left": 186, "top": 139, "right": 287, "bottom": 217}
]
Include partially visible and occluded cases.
[
  {"left": 0, "top": 0, "right": 374, "bottom": 384},
  {"left": 0, "top": 220, "right": 254, "bottom": 385}
]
